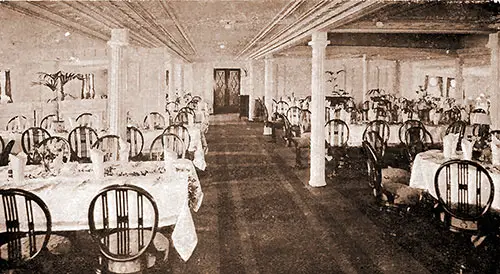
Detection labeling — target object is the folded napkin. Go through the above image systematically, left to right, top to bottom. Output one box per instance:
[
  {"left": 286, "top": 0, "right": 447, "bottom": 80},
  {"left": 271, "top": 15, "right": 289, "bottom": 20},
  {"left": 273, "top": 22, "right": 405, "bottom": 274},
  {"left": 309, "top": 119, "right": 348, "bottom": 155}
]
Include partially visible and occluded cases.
[
  {"left": 368, "top": 109, "right": 377, "bottom": 121},
  {"left": 443, "top": 133, "right": 459, "bottom": 159},
  {"left": 491, "top": 135, "right": 500, "bottom": 165},
  {"left": 118, "top": 138, "right": 130, "bottom": 163},
  {"left": 461, "top": 139, "right": 473, "bottom": 160},
  {"left": 90, "top": 148, "right": 105, "bottom": 179},
  {"left": 9, "top": 152, "right": 27, "bottom": 183},
  {"left": 171, "top": 198, "right": 198, "bottom": 261}
]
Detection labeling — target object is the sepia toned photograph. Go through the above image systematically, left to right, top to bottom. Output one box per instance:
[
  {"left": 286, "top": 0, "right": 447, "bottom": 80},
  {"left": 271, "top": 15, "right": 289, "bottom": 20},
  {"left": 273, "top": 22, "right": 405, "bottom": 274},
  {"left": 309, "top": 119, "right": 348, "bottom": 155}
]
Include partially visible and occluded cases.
[{"left": 0, "top": 0, "right": 500, "bottom": 273}]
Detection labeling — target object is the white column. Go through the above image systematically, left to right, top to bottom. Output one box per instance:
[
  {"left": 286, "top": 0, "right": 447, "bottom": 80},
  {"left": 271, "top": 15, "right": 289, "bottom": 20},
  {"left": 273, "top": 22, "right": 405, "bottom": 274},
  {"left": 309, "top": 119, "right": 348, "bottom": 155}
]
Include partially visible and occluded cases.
[
  {"left": 107, "top": 29, "right": 129, "bottom": 139},
  {"left": 308, "top": 31, "right": 329, "bottom": 187},
  {"left": 489, "top": 32, "right": 500, "bottom": 129},
  {"left": 362, "top": 54, "right": 368, "bottom": 102},
  {"left": 264, "top": 55, "right": 274, "bottom": 120},
  {"left": 455, "top": 57, "right": 464, "bottom": 101},
  {"left": 248, "top": 60, "right": 255, "bottom": 121},
  {"left": 394, "top": 60, "right": 401, "bottom": 96},
  {"left": 166, "top": 62, "right": 174, "bottom": 101},
  {"left": 174, "top": 62, "right": 184, "bottom": 95}
]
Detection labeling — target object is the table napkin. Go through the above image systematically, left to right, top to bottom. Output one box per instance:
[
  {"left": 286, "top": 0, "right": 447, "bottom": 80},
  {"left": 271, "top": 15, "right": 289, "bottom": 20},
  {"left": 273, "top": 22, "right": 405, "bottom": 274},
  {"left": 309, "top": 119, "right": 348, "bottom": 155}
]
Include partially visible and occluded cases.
[
  {"left": 443, "top": 133, "right": 459, "bottom": 159},
  {"left": 491, "top": 135, "right": 500, "bottom": 165},
  {"left": 118, "top": 138, "right": 130, "bottom": 163},
  {"left": 461, "top": 139, "right": 473, "bottom": 160},
  {"left": 90, "top": 148, "right": 105, "bottom": 179},
  {"left": 171, "top": 197, "right": 198, "bottom": 262}
]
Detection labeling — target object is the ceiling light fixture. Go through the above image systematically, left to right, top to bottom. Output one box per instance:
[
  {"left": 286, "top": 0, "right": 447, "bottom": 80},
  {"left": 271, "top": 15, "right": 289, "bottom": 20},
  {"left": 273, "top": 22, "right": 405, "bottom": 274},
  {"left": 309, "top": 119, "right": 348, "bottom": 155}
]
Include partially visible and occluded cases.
[
  {"left": 64, "top": 31, "right": 71, "bottom": 37},
  {"left": 219, "top": 44, "right": 225, "bottom": 49}
]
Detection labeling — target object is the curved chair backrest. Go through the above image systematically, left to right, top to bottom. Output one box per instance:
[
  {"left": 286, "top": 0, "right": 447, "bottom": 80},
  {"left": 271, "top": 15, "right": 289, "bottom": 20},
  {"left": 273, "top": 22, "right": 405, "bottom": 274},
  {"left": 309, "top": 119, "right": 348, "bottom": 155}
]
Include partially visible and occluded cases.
[
  {"left": 275, "top": 100, "right": 289, "bottom": 115},
  {"left": 166, "top": 101, "right": 179, "bottom": 114},
  {"left": 286, "top": 106, "right": 302, "bottom": 126},
  {"left": 174, "top": 107, "right": 196, "bottom": 125},
  {"left": 299, "top": 110, "right": 312, "bottom": 133},
  {"left": 143, "top": 112, "right": 166, "bottom": 130},
  {"left": 76, "top": 113, "right": 96, "bottom": 128},
  {"left": 39, "top": 114, "right": 57, "bottom": 130},
  {"left": 6, "top": 115, "right": 29, "bottom": 132},
  {"left": 325, "top": 119, "right": 350, "bottom": 147},
  {"left": 398, "top": 119, "right": 424, "bottom": 144},
  {"left": 362, "top": 120, "right": 390, "bottom": 144},
  {"left": 445, "top": 120, "right": 466, "bottom": 150},
  {"left": 163, "top": 124, "right": 191, "bottom": 152},
  {"left": 68, "top": 126, "right": 99, "bottom": 162},
  {"left": 126, "top": 126, "right": 144, "bottom": 160},
  {"left": 404, "top": 126, "right": 433, "bottom": 163},
  {"left": 21, "top": 127, "right": 51, "bottom": 164},
  {"left": 364, "top": 130, "right": 386, "bottom": 159},
  {"left": 150, "top": 133, "right": 185, "bottom": 160},
  {"left": 0, "top": 135, "right": 5, "bottom": 156},
  {"left": 92, "top": 135, "right": 121, "bottom": 162},
  {"left": 34, "top": 136, "right": 71, "bottom": 171},
  {"left": 0, "top": 140, "right": 15, "bottom": 166},
  {"left": 362, "top": 140, "right": 382, "bottom": 199},
  {"left": 434, "top": 160, "right": 494, "bottom": 232},
  {"left": 88, "top": 184, "right": 158, "bottom": 263},
  {"left": 0, "top": 188, "right": 51, "bottom": 269}
]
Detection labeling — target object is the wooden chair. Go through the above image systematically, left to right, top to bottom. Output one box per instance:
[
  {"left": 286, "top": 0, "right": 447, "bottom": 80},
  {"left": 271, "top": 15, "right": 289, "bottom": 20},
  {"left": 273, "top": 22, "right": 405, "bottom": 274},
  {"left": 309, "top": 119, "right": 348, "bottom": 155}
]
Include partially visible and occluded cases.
[
  {"left": 275, "top": 100, "right": 289, "bottom": 115},
  {"left": 166, "top": 101, "right": 179, "bottom": 114},
  {"left": 286, "top": 106, "right": 301, "bottom": 127},
  {"left": 174, "top": 107, "right": 196, "bottom": 125},
  {"left": 299, "top": 109, "right": 312, "bottom": 134},
  {"left": 75, "top": 112, "right": 96, "bottom": 128},
  {"left": 143, "top": 112, "right": 166, "bottom": 130},
  {"left": 39, "top": 114, "right": 57, "bottom": 130},
  {"left": 6, "top": 115, "right": 29, "bottom": 132},
  {"left": 325, "top": 119, "right": 350, "bottom": 174},
  {"left": 398, "top": 119, "right": 424, "bottom": 145},
  {"left": 362, "top": 120, "right": 390, "bottom": 145},
  {"left": 445, "top": 120, "right": 467, "bottom": 151},
  {"left": 163, "top": 124, "right": 191, "bottom": 154},
  {"left": 67, "top": 126, "right": 99, "bottom": 162},
  {"left": 127, "top": 126, "right": 144, "bottom": 161},
  {"left": 404, "top": 126, "right": 433, "bottom": 164},
  {"left": 21, "top": 127, "right": 51, "bottom": 164},
  {"left": 150, "top": 133, "right": 185, "bottom": 160},
  {"left": 0, "top": 135, "right": 5, "bottom": 156},
  {"left": 92, "top": 135, "right": 121, "bottom": 162},
  {"left": 34, "top": 136, "right": 71, "bottom": 171},
  {"left": 0, "top": 140, "right": 15, "bottom": 166},
  {"left": 362, "top": 140, "right": 384, "bottom": 199},
  {"left": 434, "top": 160, "right": 495, "bottom": 241},
  {"left": 88, "top": 184, "right": 159, "bottom": 274},
  {"left": 0, "top": 188, "right": 51, "bottom": 271}
]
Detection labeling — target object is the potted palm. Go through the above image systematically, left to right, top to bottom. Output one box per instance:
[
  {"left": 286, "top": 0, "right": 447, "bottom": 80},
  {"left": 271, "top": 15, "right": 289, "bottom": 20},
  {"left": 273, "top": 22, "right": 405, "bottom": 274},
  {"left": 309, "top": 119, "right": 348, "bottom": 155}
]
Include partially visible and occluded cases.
[{"left": 32, "top": 71, "right": 82, "bottom": 131}]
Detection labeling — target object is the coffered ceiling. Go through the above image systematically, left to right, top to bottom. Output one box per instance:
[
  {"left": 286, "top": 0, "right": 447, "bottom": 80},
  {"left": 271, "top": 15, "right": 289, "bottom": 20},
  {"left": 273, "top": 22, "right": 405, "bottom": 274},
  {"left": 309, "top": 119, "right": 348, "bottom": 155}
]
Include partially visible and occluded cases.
[{"left": 1, "top": 1, "right": 499, "bottom": 63}]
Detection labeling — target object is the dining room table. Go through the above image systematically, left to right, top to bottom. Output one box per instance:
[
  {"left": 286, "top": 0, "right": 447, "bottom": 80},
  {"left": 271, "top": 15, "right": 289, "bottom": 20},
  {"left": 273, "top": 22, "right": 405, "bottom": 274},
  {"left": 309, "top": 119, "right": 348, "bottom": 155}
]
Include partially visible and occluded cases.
[{"left": 0, "top": 159, "right": 203, "bottom": 261}]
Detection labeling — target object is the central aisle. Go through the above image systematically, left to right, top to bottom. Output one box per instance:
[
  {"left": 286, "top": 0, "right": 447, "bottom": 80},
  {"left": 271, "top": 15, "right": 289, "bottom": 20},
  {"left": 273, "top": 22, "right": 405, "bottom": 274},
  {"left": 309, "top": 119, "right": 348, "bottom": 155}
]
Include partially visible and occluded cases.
[{"left": 178, "top": 121, "right": 431, "bottom": 274}]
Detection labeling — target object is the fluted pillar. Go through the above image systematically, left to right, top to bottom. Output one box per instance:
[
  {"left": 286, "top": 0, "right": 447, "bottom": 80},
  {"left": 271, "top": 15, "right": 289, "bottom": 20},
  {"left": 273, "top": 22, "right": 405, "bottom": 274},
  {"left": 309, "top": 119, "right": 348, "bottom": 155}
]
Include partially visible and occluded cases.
[
  {"left": 107, "top": 29, "right": 128, "bottom": 139},
  {"left": 308, "top": 31, "right": 329, "bottom": 187},
  {"left": 488, "top": 32, "right": 500, "bottom": 129},
  {"left": 362, "top": 54, "right": 368, "bottom": 102},
  {"left": 264, "top": 55, "right": 274, "bottom": 122},
  {"left": 248, "top": 60, "right": 255, "bottom": 121}
]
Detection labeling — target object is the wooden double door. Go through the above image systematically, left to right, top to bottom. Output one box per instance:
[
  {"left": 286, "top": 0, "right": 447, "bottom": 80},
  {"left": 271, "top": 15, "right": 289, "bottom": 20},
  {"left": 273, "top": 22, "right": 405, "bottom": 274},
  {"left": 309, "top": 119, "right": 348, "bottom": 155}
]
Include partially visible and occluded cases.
[{"left": 213, "top": 69, "right": 240, "bottom": 114}]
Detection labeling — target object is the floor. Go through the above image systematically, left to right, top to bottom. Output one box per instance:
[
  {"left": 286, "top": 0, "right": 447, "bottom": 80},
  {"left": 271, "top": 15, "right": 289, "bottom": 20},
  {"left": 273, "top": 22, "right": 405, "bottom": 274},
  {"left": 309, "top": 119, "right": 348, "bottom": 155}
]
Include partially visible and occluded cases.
[{"left": 21, "top": 119, "right": 500, "bottom": 273}]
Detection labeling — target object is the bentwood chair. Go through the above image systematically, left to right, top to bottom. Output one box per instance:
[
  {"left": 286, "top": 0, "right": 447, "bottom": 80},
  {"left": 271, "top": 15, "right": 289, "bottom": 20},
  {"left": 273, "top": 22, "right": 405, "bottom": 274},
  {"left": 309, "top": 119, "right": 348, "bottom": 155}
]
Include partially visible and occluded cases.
[
  {"left": 275, "top": 100, "right": 289, "bottom": 115},
  {"left": 165, "top": 101, "right": 179, "bottom": 115},
  {"left": 174, "top": 107, "right": 196, "bottom": 125},
  {"left": 75, "top": 112, "right": 96, "bottom": 128},
  {"left": 143, "top": 112, "right": 166, "bottom": 130},
  {"left": 39, "top": 114, "right": 57, "bottom": 130},
  {"left": 6, "top": 115, "right": 29, "bottom": 132},
  {"left": 325, "top": 119, "right": 350, "bottom": 174},
  {"left": 398, "top": 119, "right": 424, "bottom": 145},
  {"left": 363, "top": 120, "right": 390, "bottom": 145},
  {"left": 446, "top": 120, "right": 467, "bottom": 151},
  {"left": 164, "top": 124, "right": 191, "bottom": 154},
  {"left": 68, "top": 126, "right": 99, "bottom": 163},
  {"left": 127, "top": 126, "right": 144, "bottom": 161},
  {"left": 404, "top": 126, "right": 434, "bottom": 164},
  {"left": 21, "top": 127, "right": 51, "bottom": 164},
  {"left": 150, "top": 133, "right": 185, "bottom": 160},
  {"left": 0, "top": 135, "right": 5, "bottom": 156},
  {"left": 92, "top": 135, "right": 122, "bottom": 162},
  {"left": 34, "top": 136, "right": 71, "bottom": 171},
  {"left": 0, "top": 140, "right": 15, "bottom": 166},
  {"left": 363, "top": 140, "right": 385, "bottom": 200},
  {"left": 434, "top": 160, "right": 495, "bottom": 240},
  {"left": 88, "top": 184, "right": 159, "bottom": 273},
  {"left": 0, "top": 188, "right": 51, "bottom": 271}
]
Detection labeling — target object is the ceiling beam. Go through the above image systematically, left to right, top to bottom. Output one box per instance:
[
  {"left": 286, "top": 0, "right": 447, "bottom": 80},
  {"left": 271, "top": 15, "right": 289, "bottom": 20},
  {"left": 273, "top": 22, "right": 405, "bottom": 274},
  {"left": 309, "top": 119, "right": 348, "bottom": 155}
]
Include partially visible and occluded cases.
[
  {"left": 159, "top": 1, "right": 197, "bottom": 55},
  {"left": 332, "top": 20, "right": 494, "bottom": 34}
]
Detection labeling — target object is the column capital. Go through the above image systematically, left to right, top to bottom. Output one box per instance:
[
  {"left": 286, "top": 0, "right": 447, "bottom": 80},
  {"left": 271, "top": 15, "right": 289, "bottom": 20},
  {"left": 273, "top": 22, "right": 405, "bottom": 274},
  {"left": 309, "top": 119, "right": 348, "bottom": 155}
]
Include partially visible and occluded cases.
[
  {"left": 108, "top": 29, "right": 129, "bottom": 47},
  {"left": 308, "top": 31, "right": 330, "bottom": 48}
]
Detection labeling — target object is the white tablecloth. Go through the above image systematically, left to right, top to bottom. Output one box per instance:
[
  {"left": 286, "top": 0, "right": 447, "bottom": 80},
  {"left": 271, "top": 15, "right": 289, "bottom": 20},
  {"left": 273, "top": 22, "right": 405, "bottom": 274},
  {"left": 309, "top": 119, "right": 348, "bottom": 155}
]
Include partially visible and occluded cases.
[
  {"left": 347, "top": 124, "right": 447, "bottom": 147},
  {"left": 409, "top": 150, "right": 499, "bottom": 210},
  {"left": 0, "top": 160, "right": 203, "bottom": 261}
]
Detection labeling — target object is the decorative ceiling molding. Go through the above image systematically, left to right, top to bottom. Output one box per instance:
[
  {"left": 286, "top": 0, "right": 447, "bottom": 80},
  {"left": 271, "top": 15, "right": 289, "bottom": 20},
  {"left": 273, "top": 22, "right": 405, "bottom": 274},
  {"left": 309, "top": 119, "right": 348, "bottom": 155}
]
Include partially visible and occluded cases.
[
  {"left": 159, "top": 1, "right": 197, "bottom": 56},
  {"left": 331, "top": 20, "right": 493, "bottom": 34}
]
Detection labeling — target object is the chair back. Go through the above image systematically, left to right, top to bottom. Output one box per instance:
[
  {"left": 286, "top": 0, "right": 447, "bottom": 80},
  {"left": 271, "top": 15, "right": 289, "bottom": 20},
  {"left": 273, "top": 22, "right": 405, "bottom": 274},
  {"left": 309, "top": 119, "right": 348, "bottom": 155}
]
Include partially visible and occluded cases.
[
  {"left": 275, "top": 100, "right": 289, "bottom": 115},
  {"left": 286, "top": 106, "right": 301, "bottom": 126},
  {"left": 174, "top": 107, "right": 196, "bottom": 125},
  {"left": 299, "top": 109, "right": 311, "bottom": 133},
  {"left": 143, "top": 112, "right": 166, "bottom": 130},
  {"left": 75, "top": 113, "right": 96, "bottom": 128},
  {"left": 39, "top": 114, "right": 57, "bottom": 130},
  {"left": 6, "top": 116, "right": 29, "bottom": 132},
  {"left": 325, "top": 119, "right": 350, "bottom": 147},
  {"left": 398, "top": 119, "right": 424, "bottom": 144},
  {"left": 362, "top": 120, "right": 390, "bottom": 144},
  {"left": 445, "top": 120, "right": 466, "bottom": 150},
  {"left": 164, "top": 124, "right": 191, "bottom": 153},
  {"left": 68, "top": 126, "right": 99, "bottom": 162},
  {"left": 127, "top": 126, "right": 144, "bottom": 161},
  {"left": 404, "top": 126, "right": 433, "bottom": 163},
  {"left": 21, "top": 127, "right": 51, "bottom": 164},
  {"left": 364, "top": 130, "right": 386, "bottom": 159},
  {"left": 150, "top": 133, "right": 185, "bottom": 160},
  {"left": 0, "top": 135, "right": 5, "bottom": 156},
  {"left": 92, "top": 135, "right": 121, "bottom": 162},
  {"left": 34, "top": 136, "right": 71, "bottom": 171},
  {"left": 0, "top": 140, "right": 15, "bottom": 166},
  {"left": 362, "top": 140, "right": 382, "bottom": 198},
  {"left": 434, "top": 160, "right": 494, "bottom": 232},
  {"left": 88, "top": 184, "right": 158, "bottom": 263},
  {"left": 0, "top": 188, "right": 51, "bottom": 269}
]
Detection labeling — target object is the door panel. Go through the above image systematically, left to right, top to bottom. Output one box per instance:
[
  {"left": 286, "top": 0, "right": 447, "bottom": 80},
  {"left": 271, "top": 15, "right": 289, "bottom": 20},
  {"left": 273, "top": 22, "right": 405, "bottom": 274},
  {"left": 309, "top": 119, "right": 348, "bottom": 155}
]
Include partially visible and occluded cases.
[{"left": 213, "top": 69, "right": 240, "bottom": 114}]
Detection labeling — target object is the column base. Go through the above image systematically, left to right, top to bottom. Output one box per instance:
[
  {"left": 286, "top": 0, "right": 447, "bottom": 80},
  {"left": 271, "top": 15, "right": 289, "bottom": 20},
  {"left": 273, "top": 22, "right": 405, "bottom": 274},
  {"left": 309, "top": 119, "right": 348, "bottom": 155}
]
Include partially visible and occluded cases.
[{"left": 309, "top": 179, "right": 326, "bottom": 187}]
